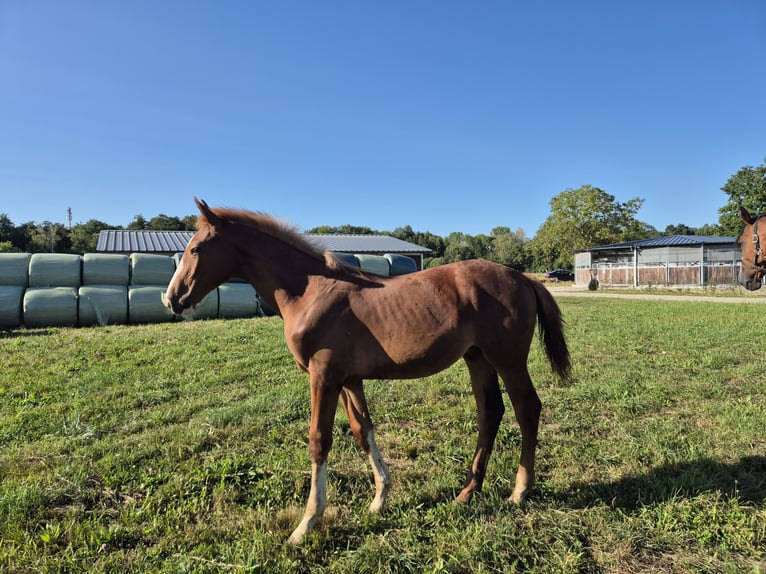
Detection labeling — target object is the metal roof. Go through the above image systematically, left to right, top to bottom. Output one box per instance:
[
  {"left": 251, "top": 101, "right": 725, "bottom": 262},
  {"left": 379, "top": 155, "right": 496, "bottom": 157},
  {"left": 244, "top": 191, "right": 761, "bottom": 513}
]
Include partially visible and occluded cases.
[
  {"left": 96, "top": 230, "right": 431, "bottom": 254},
  {"left": 305, "top": 234, "right": 431, "bottom": 254},
  {"left": 580, "top": 235, "right": 737, "bottom": 253}
]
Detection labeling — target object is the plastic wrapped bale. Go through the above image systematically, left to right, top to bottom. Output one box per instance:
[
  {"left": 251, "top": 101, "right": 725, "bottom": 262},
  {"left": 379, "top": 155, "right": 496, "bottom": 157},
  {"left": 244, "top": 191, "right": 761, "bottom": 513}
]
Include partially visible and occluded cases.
[
  {"left": 331, "top": 252, "right": 360, "bottom": 269},
  {"left": 0, "top": 253, "right": 32, "bottom": 286},
  {"left": 385, "top": 253, "right": 418, "bottom": 276},
  {"left": 28, "top": 254, "right": 82, "bottom": 287},
  {"left": 83, "top": 254, "right": 130, "bottom": 285},
  {"left": 130, "top": 254, "right": 175, "bottom": 285},
  {"left": 355, "top": 254, "right": 390, "bottom": 276},
  {"left": 218, "top": 283, "right": 261, "bottom": 318},
  {"left": 0, "top": 286, "right": 25, "bottom": 328},
  {"left": 78, "top": 286, "right": 128, "bottom": 326},
  {"left": 128, "top": 286, "right": 175, "bottom": 324},
  {"left": 23, "top": 287, "right": 78, "bottom": 327},
  {"left": 187, "top": 288, "right": 219, "bottom": 320}
]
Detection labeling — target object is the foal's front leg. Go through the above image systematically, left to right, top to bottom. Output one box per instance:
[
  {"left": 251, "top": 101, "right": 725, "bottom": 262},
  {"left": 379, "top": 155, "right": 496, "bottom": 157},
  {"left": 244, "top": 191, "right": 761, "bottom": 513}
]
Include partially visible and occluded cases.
[
  {"left": 287, "top": 369, "right": 341, "bottom": 545},
  {"left": 339, "top": 380, "right": 391, "bottom": 512}
]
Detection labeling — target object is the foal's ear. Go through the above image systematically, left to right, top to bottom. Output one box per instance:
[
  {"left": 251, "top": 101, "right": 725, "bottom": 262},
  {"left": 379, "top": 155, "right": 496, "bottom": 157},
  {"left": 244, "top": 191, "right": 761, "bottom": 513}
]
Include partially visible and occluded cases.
[
  {"left": 195, "top": 197, "right": 223, "bottom": 228},
  {"left": 740, "top": 206, "right": 755, "bottom": 225}
]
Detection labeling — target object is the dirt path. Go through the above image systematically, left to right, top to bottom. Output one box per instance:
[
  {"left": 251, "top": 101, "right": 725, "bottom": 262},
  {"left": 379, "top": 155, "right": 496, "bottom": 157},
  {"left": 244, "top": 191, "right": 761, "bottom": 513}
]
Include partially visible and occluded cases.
[{"left": 547, "top": 286, "right": 766, "bottom": 304}]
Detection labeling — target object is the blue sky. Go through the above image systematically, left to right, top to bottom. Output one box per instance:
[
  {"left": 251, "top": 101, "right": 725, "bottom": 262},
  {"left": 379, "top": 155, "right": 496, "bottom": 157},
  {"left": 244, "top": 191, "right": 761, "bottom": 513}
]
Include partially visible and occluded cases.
[{"left": 1, "top": 1, "right": 764, "bottom": 237}]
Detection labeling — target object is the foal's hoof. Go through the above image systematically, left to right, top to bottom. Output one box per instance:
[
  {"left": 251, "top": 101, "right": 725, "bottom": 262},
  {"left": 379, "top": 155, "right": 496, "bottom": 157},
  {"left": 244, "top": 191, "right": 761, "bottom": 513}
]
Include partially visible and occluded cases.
[
  {"left": 455, "top": 488, "right": 474, "bottom": 505},
  {"left": 509, "top": 489, "right": 529, "bottom": 505}
]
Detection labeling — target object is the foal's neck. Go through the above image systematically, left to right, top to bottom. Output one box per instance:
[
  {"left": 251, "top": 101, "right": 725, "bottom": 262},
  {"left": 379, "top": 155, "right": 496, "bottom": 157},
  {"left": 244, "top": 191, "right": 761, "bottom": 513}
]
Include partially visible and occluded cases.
[{"left": 234, "top": 227, "right": 331, "bottom": 314}]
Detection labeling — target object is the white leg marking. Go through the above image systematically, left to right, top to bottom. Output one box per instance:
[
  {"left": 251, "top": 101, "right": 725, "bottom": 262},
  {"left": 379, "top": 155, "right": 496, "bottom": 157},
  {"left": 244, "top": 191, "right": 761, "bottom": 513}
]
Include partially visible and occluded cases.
[
  {"left": 366, "top": 430, "right": 391, "bottom": 513},
  {"left": 287, "top": 461, "right": 327, "bottom": 545}
]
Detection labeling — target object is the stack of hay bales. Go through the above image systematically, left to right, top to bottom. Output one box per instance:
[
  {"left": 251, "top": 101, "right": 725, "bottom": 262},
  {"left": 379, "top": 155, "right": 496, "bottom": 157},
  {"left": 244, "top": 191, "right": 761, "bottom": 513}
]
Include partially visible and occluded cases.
[
  {"left": 0, "top": 248, "right": 420, "bottom": 329},
  {"left": 0, "top": 253, "right": 31, "bottom": 329},
  {"left": 335, "top": 253, "right": 417, "bottom": 277},
  {"left": 24, "top": 254, "right": 82, "bottom": 327},
  {"left": 79, "top": 254, "right": 130, "bottom": 326},
  {"left": 128, "top": 254, "right": 176, "bottom": 324}
]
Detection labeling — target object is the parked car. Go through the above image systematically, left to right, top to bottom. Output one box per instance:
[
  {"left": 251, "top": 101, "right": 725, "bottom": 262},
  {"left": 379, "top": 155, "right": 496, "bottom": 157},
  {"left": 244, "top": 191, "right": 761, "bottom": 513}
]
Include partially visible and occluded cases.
[{"left": 544, "top": 269, "right": 575, "bottom": 282}]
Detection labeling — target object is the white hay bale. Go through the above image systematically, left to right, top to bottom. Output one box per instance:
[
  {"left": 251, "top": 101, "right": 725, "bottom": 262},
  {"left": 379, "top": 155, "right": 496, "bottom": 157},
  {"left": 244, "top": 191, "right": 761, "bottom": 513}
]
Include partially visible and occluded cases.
[
  {"left": 331, "top": 252, "right": 360, "bottom": 268},
  {"left": 0, "top": 253, "right": 31, "bottom": 286},
  {"left": 385, "top": 253, "right": 418, "bottom": 276},
  {"left": 28, "top": 254, "right": 82, "bottom": 287},
  {"left": 82, "top": 254, "right": 130, "bottom": 285},
  {"left": 130, "top": 254, "right": 175, "bottom": 285},
  {"left": 355, "top": 254, "right": 390, "bottom": 276},
  {"left": 218, "top": 283, "right": 261, "bottom": 318},
  {"left": 0, "top": 286, "right": 24, "bottom": 328},
  {"left": 78, "top": 286, "right": 128, "bottom": 326},
  {"left": 128, "top": 286, "right": 175, "bottom": 324},
  {"left": 23, "top": 287, "right": 78, "bottom": 327},
  {"left": 189, "top": 288, "right": 219, "bottom": 320}
]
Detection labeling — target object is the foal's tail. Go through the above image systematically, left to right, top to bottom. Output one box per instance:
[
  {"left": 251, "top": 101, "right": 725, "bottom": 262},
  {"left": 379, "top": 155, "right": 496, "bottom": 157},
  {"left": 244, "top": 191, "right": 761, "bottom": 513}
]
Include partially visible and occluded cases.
[{"left": 528, "top": 279, "right": 571, "bottom": 382}]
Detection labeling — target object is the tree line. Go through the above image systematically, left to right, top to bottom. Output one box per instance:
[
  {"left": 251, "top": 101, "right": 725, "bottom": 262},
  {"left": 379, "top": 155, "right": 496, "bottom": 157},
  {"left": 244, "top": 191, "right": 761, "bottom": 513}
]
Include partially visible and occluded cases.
[{"left": 2, "top": 159, "right": 764, "bottom": 272}]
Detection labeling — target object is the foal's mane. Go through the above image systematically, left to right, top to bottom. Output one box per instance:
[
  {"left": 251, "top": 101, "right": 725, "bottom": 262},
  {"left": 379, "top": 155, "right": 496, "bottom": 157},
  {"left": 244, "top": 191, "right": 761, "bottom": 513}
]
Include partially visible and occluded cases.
[{"left": 198, "top": 207, "right": 346, "bottom": 272}]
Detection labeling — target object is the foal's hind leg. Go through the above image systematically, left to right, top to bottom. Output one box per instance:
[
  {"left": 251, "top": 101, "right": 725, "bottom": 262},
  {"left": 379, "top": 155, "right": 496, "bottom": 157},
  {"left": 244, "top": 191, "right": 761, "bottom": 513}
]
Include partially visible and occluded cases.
[
  {"left": 456, "top": 350, "right": 505, "bottom": 504},
  {"left": 498, "top": 365, "right": 541, "bottom": 504},
  {"left": 339, "top": 379, "right": 391, "bottom": 513}
]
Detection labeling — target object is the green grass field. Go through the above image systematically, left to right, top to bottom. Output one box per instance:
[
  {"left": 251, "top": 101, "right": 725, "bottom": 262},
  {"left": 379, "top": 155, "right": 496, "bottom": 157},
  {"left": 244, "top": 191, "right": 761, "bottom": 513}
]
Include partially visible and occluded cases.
[{"left": 1, "top": 297, "right": 764, "bottom": 573}]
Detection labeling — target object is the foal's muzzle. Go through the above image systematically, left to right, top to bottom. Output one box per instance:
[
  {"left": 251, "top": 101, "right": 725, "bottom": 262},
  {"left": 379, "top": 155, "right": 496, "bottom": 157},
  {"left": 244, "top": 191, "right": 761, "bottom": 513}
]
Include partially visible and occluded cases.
[{"left": 163, "top": 290, "right": 195, "bottom": 316}]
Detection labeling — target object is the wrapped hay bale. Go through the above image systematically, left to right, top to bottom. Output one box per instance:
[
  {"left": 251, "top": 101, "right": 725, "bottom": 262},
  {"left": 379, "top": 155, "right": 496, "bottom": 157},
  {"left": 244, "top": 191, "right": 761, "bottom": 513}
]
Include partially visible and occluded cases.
[
  {"left": 331, "top": 252, "right": 360, "bottom": 269},
  {"left": 0, "top": 253, "right": 32, "bottom": 286},
  {"left": 385, "top": 253, "right": 418, "bottom": 276},
  {"left": 28, "top": 254, "right": 82, "bottom": 287},
  {"left": 83, "top": 254, "right": 130, "bottom": 285},
  {"left": 130, "top": 254, "right": 175, "bottom": 285},
  {"left": 355, "top": 254, "right": 390, "bottom": 276},
  {"left": 218, "top": 283, "right": 261, "bottom": 318},
  {"left": 0, "top": 286, "right": 25, "bottom": 328},
  {"left": 78, "top": 286, "right": 128, "bottom": 326},
  {"left": 128, "top": 286, "right": 175, "bottom": 324},
  {"left": 23, "top": 287, "right": 78, "bottom": 327},
  {"left": 188, "top": 288, "right": 219, "bottom": 320}
]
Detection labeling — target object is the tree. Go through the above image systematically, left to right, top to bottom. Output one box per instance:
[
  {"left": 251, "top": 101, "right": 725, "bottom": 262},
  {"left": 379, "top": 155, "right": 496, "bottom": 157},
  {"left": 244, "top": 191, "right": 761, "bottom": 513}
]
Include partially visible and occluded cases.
[
  {"left": 718, "top": 158, "right": 766, "bottom": 236},
  {"left": 530, "top": 185, "right": 646, "bottom": 270},
  {"left": 147, "top": 214, "right": 185, "bottom": 231},
  {"left": 127, "top": 215, "right": 148, "bottom": 230},
  {"left": 181, "top": 215, "right": 198, "bottom": 230},
  {"left": 69, "top": 219, "right": 112, "bottom": 253},
  {"left": 27, "top": 221, "right": 68, "bottom": 253},
  {"left": 664, "top": 223, "right": 696, "bottom": 235},
  {"left": 488, "top": 229, "right": 531, "bottom": 269}
]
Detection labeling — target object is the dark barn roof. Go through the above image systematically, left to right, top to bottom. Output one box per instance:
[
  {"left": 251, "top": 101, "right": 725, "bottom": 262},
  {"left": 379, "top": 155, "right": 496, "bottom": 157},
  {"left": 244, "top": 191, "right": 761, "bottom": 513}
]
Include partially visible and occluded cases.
[
  {"left": 96, "top": 230, "right": 432, "bottom": 255},
  {"left": 578, "top": 235, "right": 737, "bottom": 253}
]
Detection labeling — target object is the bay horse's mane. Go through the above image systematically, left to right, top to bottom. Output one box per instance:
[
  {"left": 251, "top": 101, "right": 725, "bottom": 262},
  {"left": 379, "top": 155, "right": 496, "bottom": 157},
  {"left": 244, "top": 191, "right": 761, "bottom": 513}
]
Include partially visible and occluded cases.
[{"left": 198, "top": 206, "right": 347, "bottom": 272}]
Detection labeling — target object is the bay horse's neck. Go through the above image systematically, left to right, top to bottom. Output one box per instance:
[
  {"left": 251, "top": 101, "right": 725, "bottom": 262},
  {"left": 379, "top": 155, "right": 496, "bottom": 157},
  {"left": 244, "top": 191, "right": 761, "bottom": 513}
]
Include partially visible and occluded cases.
[{"left": 229, "top": 226, "right": 332, "bottom": 316}]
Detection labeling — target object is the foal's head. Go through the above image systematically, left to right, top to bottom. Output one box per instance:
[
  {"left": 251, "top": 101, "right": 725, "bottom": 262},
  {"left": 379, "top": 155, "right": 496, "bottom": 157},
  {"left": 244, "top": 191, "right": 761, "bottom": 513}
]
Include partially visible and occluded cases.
[
  {"left": 164, "top": 198, "right": 239, "bottom": 315},
  {"left": 738, "top": 206, "right": 766, "bottom": 291}
]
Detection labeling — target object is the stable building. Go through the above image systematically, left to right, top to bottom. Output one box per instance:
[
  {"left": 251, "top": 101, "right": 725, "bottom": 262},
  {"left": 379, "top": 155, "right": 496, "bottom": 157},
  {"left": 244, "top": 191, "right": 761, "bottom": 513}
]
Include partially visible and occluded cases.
[
  {"left": 96, "top": 230, "right": 432, "bottom": 271},
  {"left": 574, "top": 235, "right": 740, "bottom": 287}
]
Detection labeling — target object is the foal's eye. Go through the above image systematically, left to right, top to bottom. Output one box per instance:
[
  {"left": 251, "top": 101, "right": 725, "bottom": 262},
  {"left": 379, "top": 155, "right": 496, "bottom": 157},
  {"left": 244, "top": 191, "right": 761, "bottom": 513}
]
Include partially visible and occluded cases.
[{"left": 190, "top": 246, "right": 201, "bottom": 256}]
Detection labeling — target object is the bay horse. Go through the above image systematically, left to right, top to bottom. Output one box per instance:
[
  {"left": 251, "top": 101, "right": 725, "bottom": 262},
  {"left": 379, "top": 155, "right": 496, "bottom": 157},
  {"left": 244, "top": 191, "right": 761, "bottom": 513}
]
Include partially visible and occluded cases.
[
  {"left": 164, "top": 198, "right": 570, "bottom": 544},
  {"left": 738, "top": 206, "right": 766, "bottom": 290}
]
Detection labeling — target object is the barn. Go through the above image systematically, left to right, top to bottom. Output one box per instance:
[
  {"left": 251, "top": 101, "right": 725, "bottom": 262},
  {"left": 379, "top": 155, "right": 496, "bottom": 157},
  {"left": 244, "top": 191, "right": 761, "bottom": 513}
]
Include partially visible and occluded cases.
[
  {"left": 96, "top": 230, "right": 432, "bottom": 270},
  {"left": 574, "top": 235, "right": 741, "bottom": 287}
]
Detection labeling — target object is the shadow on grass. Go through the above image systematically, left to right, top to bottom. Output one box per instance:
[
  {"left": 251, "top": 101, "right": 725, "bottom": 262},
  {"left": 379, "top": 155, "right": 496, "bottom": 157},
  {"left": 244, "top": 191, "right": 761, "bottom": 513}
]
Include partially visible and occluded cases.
[
  {"left": 0, "top": 327, "right": 54, "bottom": 338},
  {"left": 556, "top": 455, "right": 766, "bottom": 510}
]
